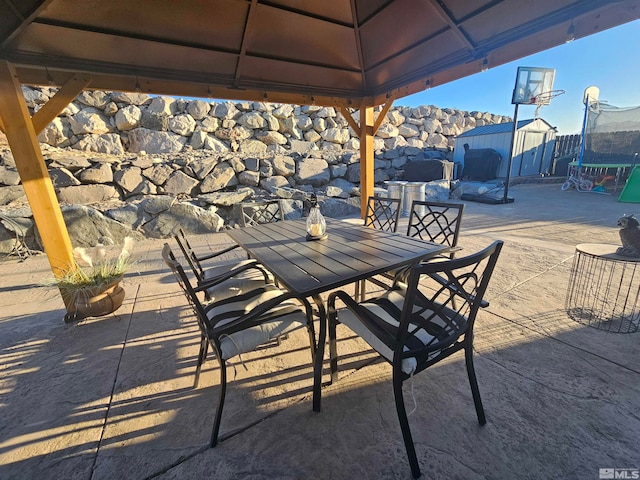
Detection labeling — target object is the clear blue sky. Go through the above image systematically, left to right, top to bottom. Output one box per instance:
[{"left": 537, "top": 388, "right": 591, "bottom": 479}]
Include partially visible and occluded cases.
[{"left": 399, "top": 19, "right": 640, "bottom": 135}]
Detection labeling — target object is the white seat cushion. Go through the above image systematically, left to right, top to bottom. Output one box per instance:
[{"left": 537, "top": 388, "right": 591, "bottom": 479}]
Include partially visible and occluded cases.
[
  {"left": 204, "top": 260, "right": 272, "bottom": 302},
  {"left": 207, "top": 284, "right": 307, "bottom": 360},
  {"left": 337, "top": 289, "right": 456, "bottom": 375}
]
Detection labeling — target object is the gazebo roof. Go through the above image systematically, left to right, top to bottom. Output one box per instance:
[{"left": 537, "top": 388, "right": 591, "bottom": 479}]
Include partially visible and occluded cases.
[{"left": 1, "top": 0, "right": 638, "bottom": 106}]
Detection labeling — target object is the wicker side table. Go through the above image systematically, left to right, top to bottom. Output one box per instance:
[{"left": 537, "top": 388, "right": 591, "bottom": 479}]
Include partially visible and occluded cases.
[{"left": 566, "top": 243, "right": 640, "bottom": 333}]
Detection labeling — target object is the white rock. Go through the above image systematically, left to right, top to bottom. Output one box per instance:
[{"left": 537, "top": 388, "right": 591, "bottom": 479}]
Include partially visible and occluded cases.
[{"left": 115, "top": 105, "right": 142, "bottom": 131}]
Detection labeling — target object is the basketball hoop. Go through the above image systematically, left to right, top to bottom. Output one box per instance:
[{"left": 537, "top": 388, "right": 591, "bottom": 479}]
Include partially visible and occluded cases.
[{"left": 531, "top": 89, "right": 565, "bottom": 116}]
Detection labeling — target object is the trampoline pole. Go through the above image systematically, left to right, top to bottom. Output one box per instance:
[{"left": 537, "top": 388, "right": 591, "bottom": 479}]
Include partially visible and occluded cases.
[
  {"left": 577, "top": 94, "right": 590, "bottom": 175},
  {"left": 504, "top": 103, "right": 519, "bottom": 202}
]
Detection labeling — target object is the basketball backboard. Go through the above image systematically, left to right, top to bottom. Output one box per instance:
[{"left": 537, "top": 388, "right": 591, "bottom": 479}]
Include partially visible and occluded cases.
[{"left": 511, "top": 67, "right": 556, "bottom": 105}]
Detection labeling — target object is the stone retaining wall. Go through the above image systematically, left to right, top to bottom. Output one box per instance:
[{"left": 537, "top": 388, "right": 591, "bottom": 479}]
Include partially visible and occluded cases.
[{"left": 0, "top": 87, "right": 510, "bottom": 253}]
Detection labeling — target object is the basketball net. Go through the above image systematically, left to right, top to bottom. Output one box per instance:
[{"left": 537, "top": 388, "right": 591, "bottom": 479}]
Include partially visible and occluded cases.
[{"left": 532, "top": 89, "right": 566, "bottom": 117}]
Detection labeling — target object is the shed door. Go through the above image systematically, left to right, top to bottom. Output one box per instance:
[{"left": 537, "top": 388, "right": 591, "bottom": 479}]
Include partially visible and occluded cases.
[{"left": 518, "top": 132, "right": 545, "bottom": 175}]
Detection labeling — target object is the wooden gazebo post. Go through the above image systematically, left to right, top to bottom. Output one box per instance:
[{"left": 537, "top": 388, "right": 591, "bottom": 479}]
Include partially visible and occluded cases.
[
  {"left": 0, "top": 61, "right": 75, "bottom": 309},
  {"left": 359, "top": 103, "right": 375, "bottom": 218}
]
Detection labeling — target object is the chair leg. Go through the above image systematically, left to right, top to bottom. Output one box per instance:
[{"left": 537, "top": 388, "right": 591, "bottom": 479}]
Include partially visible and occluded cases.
[
  {"left": 357, "top": 279, "right": 367, "bottom": 302},
  {"left": 328, "top": 311, "right": 338, "bottom": 384},
  {"left": 307, "top": 321, "right": 317, "bottom": 363},
  {"left": 194, "top": 335, "right": 208, "bottom": 388},
  {"left": 465, "top": 342, "right": 486, "bottom": 425},
  {"left": 210, "top": 359, "right": 227, "bottom": 448},
  {"left": 393, "top": 373, "right": 421, "bottom": 479}
]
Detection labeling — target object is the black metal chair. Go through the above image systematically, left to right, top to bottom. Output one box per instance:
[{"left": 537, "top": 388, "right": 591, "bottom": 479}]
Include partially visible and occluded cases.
[
  {"left": 355, "top": 195, "right": 401, "bottom": 300},
  {"left": 364, "top": 195, "right": 401, "bottom": 233},
  {"left": 240, "top": 199, "right": 285, "bottom": 227},
  {"left": 392, "top": 200, "right": 465, "bottom": 285},
  {"left": 174, "top": 228, "right": 273, "bottom": 302},
  {"left": 328, "top": 241, "right": 503, "bottom": 479},
  {"left": 162, "top": 243, "right": 316, "bottom": 447}
]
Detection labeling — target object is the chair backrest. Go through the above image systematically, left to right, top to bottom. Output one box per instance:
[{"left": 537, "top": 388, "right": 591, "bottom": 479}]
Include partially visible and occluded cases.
[
  {"left": 364, "top": 195, "right": 401, "bottom": 232},
  {"left": 240, "top": 200, "right": 285, "bottom": 227},
  {"left": 406, "top": 200, "right": 464, "bottom": 248},
  {"left": 174, "top": 228, "right": 205, "bottom": 281},
  {"left": 397, "top": 241, "right": 503, "bottom": 368},
  {"left": 162, "top": 243, "right": 212, "bottom": 331}
]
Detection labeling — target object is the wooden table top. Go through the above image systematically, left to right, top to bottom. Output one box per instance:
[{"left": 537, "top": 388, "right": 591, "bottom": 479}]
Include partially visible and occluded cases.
[{"left": 227, "top": 218, "right": 449, "bottom": 297}]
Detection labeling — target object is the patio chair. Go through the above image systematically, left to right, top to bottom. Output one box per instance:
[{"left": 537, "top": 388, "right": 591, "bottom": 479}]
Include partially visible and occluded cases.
[
  {"left": 354, "top": 195, "right": 401, "bottom": 299},
  {"left": 364, "top": 195, "right": 401, "bottom": 233},
  {"left": 240, "top": 199, "right": 285, "bottom": 227},
  {"left": 357, "top": 200, "right": 464, "bottom": 301},
  {"left": 393, "top": 200, "right": 465, "bottom": 285},
  {"left": 174, "top": 228, "right": 273, "bottom": 302},
  {"left": 327, "top": 241, "right": 503, "bottom": 479},
  {"left": 162, "top": 243, "right": 316, "bottom": 447}
]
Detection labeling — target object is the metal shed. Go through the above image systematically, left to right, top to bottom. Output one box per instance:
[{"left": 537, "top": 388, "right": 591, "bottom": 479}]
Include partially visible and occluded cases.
[{"left": 454, "top": 119, "right": 557, "bottom": 178}]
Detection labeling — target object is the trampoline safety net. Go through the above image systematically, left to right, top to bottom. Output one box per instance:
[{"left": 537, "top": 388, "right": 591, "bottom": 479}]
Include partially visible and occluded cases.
[{"left": 584, "top": 103, "right": 640, "bottom": 164}]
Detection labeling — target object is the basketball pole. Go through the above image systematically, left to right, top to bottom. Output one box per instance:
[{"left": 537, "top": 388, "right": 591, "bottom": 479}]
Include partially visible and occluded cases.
[{"left": 504, "top": 103, "right": 519, "bottom": 203}]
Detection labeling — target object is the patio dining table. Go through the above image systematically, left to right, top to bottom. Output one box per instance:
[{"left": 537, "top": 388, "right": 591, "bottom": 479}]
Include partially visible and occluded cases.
[{"left": 227, "top": 217, "right": 450, "bottom": 412}]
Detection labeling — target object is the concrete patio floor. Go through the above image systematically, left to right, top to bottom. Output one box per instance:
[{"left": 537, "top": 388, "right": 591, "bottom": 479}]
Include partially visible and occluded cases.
[{"left": 1, "top": 183, "right": 639, "bottom": 480}]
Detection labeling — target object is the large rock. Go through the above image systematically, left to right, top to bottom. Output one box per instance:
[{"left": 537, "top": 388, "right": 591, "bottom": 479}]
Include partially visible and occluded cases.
[
  {"left": 22, "top": 86, "right": 49, "bottom": 107},
  {"left": 76, "top": 91, "right": 110, "bottom": 109},
  {"left": 111, "top": 92, "right": 151, "bottom": 105},
  {"left": 148, "top": 96, "right": 177, "bottom": 116},
  {"left": 187, "top": 100, "right": 210, "bottom": 120},
  {"left": 210, "top": 102, "right": 239, "bottom": 120},
  {"left": 114, "top": 105, "right": 142, "bottom": 130},
  {"left": 68, "top": 108, "right": 111, "bottom": 135},
  {"left": 141, "top": 111, "right": 169, "bottom": 131},
  {"left": 237, "top": 112, "right": 266, "bottom": 129},
  {"left": 262, "top": 112, "right": 279, "bottom": 131},
  {"left": 169, "top": 114, "right": 196, "bottom": 136},
  {"left": 199, "top": 116, "right": 220, "bottom": 132},
  {"left": 279, "top": 117, "right": 302, "bottom": 139},
  {"left": 38, "top": 118, "right": 69, "bottom": 146},
  {"left": 377, "top": 123, "right": 399, "bottom": 139},
  {"left": 398, "top": 123, "right": 420, "bottom": 138},
  {"left": 128, "top": 128, "right": 186, "bottom": 154},
  {"left": 321, "top": 128, "right": 350, "bottom": 144},
  {"left": 255, "top": 131, "right": 287, "bottom": 145},
  {"left": 72, "top": 133, "right": 125, "bottom": 155},
  {"left": 204, "top": 136, "right": 230, "bottom": 153},
  {"left": 238, "top": 139, "right": 267, "bottom": 154},
  {"left": 271, "top": 155, "right": 296, "bottom": 177},
  {"left": 187, "top": 156, "right": 218, "bottom": 180},
  {"left": 294, "top": 157, "right": 330, "bottom": 186},
  {"left": 79, "top": 162, "right": 113, "bottom": 184},
  {"left": 199, "top": 162, "right": 238, "bottom": 193},
  {"left": 142, "top": 163, "right": 174, "bottom": 185},
  {"left": 0, "top": 166, "right": 21, "bottom": 186},
  {"left": 49, "top": 167, "right": 81, "bottom": 187},
  {"left": 114, "top": 167, "right": 144, "bottom": 194},
  {"left": 238, "top": 170, "right": 260, "bottom": 186},
  {"left": 163, "top": 171, "right": 199, "bottom": 196},
  {"left": 260, "top": 176, "right": 289, "bottom": 192},
  {"left": 326, "top": 178, "right": 358, "bottom": 198},
  {"left": 56, "top": 184, "right": 120, "bottom": 204},
  {"left": 0, "top": 185, "right": 26, "bottom": 205},
  {"left": 198, "top": 187, "right": 254, "bottom": 206},
  {"left": 141, "top": 195, "right": 175, "bottom": 215},
  {"left": 318, "top": 197, "right": 360, "bottom": 218},
  {"left": 145, "top": 202, "right": 224, "bottom": 237},
  {"left": 106, "top": 203, "right": 151, "bottom": 229},
  {"left": 60, "top": 205, "right": 139, "bottom": 247}
]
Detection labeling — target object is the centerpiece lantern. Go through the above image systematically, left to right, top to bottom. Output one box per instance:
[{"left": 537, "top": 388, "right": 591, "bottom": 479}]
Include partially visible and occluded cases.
[{"left": 306, "top": 193, "right": 327, "bottom": 240}]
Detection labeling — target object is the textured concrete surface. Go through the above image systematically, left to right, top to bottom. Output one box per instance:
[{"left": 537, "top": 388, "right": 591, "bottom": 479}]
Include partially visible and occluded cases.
[{"left": 1, "top": 183, "right": 639, "bottom": 480}]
